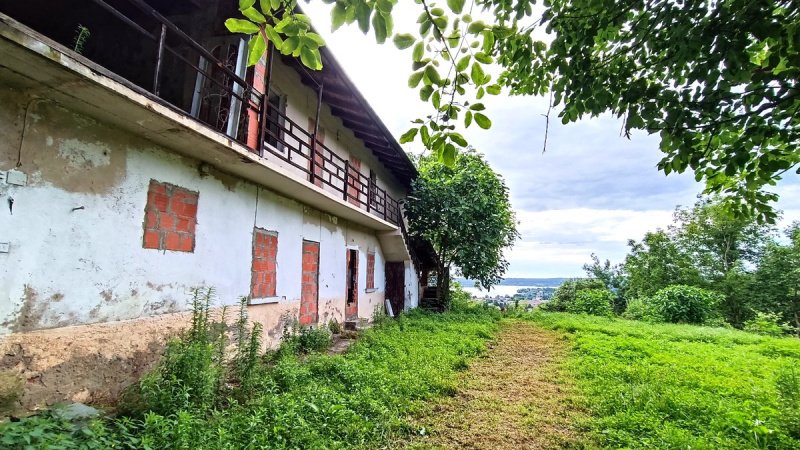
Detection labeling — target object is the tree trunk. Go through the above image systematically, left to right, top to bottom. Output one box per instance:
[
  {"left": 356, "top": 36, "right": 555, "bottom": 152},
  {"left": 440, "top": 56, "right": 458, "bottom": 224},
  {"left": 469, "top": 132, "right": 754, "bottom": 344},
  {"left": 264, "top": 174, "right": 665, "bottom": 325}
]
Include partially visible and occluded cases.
[{"left": 435, "top": 261, "right": 450, "bottom": 311}]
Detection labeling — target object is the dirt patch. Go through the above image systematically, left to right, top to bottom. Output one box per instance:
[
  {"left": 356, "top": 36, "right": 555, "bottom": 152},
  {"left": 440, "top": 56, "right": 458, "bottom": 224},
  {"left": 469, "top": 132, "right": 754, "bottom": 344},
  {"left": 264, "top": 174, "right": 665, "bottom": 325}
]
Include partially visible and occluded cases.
[{"left": 404, "top": 320, "right": 588, "bottom": 450}]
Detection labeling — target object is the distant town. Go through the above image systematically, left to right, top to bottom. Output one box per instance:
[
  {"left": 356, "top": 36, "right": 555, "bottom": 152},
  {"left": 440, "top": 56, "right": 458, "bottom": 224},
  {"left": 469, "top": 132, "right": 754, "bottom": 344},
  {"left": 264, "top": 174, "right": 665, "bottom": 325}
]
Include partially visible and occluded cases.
[{"left": 455, "top": 278, "right": 569, "bottom": 308}]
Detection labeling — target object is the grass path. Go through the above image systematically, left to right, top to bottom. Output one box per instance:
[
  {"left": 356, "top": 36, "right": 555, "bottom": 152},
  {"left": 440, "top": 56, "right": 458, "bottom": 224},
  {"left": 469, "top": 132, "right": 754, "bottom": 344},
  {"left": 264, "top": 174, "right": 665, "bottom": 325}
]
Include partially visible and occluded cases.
[{"left": 405, "top": 319, "right": 588, "bottom": 449}]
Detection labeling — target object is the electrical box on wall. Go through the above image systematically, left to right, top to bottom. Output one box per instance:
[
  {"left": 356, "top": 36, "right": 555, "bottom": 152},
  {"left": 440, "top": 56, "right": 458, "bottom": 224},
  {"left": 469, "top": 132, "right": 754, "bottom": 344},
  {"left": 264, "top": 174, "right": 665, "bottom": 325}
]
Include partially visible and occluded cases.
[
  {"left": 4, "top": 170, "right": 27, "bottom": 186},
  {"left": 0, "top": 242, "right": 9, "bottom": 253}
]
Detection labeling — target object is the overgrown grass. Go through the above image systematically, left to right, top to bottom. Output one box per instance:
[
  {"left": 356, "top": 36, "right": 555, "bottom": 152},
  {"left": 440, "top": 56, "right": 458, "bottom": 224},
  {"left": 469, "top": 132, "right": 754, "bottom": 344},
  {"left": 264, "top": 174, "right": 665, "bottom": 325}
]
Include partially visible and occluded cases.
[
  {"left": 0, "top": 307, "right": 500, "bottom": 449},
  {"left": 526, "top": 311, "right": 800, "bottom": 449}
]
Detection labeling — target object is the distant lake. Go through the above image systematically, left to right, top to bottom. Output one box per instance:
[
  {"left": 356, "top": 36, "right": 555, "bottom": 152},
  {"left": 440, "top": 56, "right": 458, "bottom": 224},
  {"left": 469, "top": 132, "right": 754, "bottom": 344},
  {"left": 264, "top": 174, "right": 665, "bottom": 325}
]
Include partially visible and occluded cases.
[{"left": 463, "top": 285, "right": 540, "bottom": 298}]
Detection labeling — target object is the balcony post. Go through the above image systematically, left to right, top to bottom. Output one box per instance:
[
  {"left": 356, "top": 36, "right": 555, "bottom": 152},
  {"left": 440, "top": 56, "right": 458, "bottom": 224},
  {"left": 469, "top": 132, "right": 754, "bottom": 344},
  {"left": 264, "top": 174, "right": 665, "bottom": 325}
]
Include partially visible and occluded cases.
[
  {"left": 152, "top": 23, "right": 167, "bottom": 96},
  {"left": 258, "top": 41, "right": 274, "bottom": 157},
  {"left": 309, "top": 80, "right": 324, "bottom": 184},
  {"left": 343, "top": 160, "right": 350, "bottom": 201},
  {"left": 366, "top": 177, "right": 372, "bottom": 213}
]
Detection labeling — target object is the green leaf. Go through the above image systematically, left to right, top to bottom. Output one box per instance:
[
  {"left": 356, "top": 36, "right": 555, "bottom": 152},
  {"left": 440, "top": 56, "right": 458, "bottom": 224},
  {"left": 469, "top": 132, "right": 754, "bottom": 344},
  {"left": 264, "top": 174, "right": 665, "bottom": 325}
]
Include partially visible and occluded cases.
[
  {"left": 239, "top": 0, "right": 256, "bottom": 10},
  {"left": 269, "top": 0, "right": 281, "bottom": 11},
  {"left": 447, "top": 0, "right": 466, "bottom": 14},
  {"left": 356, "top": 2, "right": 371, "bottom": 34},
  {"left": 332, "top": 3, "right": 347, "bottom": 31},
  {"left": 242, "top": 7, "right": 266, "bottom": 24},
  {"left": 431, "top": 7, "right": 445, "bottom": 17},
  {"left": 373, "top": 13, "right": 388, "bottom": 44},
  {"left": 225, "top": 18, "right": 260, "bottom": 34},
  {"left": 468, "top": 21, "right": 486, "bottom": 34},
  {"left": 264, "top": 25, "right": 283, "bottom": 48},
  {"left": 481, "top": 30, "right": 495, "bottom": 54},
  {"left": 393, "top": 33, "right": 416, "bottom": 50},
  {"left": 247, "top": 34, "right": 266, "bottom": 66},
  {"left": 281, "top": 36, "right": 300, "bottom": 55},
  {"left": 412, "top": 42, "right": 425, "bottom": 62},
  {"left": 300, "top": 46, "right": 322, "bottom": 70},
  {"left": 474, "top": 52, "right": 493, "bottom": 64},
  {"left": 456, "top": 55, "right": 470, "bottom": 72},
  {"left": 470, "top": 63, "right": 486, "bottom": 85},
  {"left": 424, "top": 65, "right": 443, "bottom": 86},
  {"left": 408, "top": 71, "right": 424, "bottom": 88},
  {"left": 486, "top": 84, "right": 501, "bottom": 95},
  {"left": 420, "top": 85, "right": 434, "bottom": 101},
  {"left": 469, "top": 103, "right": 485, "bottom": 111},
  {"left": 465, "top": 110, "right": 473, "bottom": 127},
  {"left": 474, "top": 112, "right": 491, "bottom": 129},
  {"left": 400, "top": 128, "right": 418, "bottom": 144},
  {"left": 449, "top": 132, "right": 468, "bottom": 147},
  {"left": 442, "top": 143, "right": 457, "bottom": 166}
]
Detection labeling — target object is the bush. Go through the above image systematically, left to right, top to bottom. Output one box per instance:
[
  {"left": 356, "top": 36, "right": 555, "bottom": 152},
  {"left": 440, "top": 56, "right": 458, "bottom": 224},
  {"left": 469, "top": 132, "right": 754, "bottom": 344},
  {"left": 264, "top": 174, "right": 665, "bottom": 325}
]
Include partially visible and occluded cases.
[
  {"left": 541, "top": 278, "right": 606, "bottom": 312},
  {"left": 449, "top": 281, "right": 474, "bottom": 312},
  {"left": 648, "top": 285, "right": 721, "bottom": 324},
  {"left": 565, "top": 289, "right": 615, "bottom": 316},
  {"left": 622, "top": 297, "right": 662, "bottom": 322},
  {"left": 744, "top": 311, "right": 792, "bottom": 337},
  {"left": 279, "top": 322, "right": 332, "bottom": 356}
]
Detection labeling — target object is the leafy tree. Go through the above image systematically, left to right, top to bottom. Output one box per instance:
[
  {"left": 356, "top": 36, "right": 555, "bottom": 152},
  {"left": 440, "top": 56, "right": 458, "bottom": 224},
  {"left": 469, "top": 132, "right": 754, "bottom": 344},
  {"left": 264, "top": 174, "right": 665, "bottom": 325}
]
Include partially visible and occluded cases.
[
  {"left": 229, "top": 0, "right": 800, "bottom": 220},
  {"left": 405, "top": 151, "right": 518, "bottom": 306},
  {"left": 672, "top": 197, "right": 774, "bottom": 279},
  {"left": 752, "top": 223, "right": 800, "bottom": 333},
  {"left": 623, "top": 230, "right": 702, "bottom": 300},
  {"left": 583, "top": 253, "right": 626, "bottom": 312},
  {"left": 541, "top": 278, "right": 605, "bottom": 312}
]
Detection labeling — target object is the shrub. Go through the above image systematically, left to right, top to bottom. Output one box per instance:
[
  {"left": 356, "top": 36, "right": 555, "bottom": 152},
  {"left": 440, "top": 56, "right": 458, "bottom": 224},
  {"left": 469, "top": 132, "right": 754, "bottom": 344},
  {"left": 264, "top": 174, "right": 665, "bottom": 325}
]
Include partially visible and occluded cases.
[
  {"left": 541, "top": 278, "right": 606, "bottom": 312},
  {"left": 449, "top": 281, "right": 474, "bottom": 312},
  {"left": 648, "top": 285, "right": 721, "bottom": 324},
  {"left": 133, "top": 288, "right": 227, "bottom": 415},
  {"left": 565, "top": 288, "right": 615, "bottom": 316},
  {"left": 622, "top": 297, "right": 662, "bottom": 322},
  {"left": 744, "top": 311, "right": 792, "bottom": 337},
  {"left": 328, "top": 319, "right": 343, "bottom": 335},
  {"left": 279, "top": 322, "right": 332, "bottom": 356},
  {"left": 776, "top": 364, "right": 800, "bottom": 439}
]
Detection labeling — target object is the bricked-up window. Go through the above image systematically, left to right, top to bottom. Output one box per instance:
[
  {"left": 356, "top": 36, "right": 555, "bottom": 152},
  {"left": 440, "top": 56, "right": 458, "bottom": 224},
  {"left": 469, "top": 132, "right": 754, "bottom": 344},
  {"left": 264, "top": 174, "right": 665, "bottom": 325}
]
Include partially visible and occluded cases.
[
  {"left": 143, "top": 180, "right": 198, "bottom": 252},
  {"left": 251, "top": 228, "right": 278, "bottom": 298},
  {"left": 366, "top": 252, "right": 375, "bottom": 290}
]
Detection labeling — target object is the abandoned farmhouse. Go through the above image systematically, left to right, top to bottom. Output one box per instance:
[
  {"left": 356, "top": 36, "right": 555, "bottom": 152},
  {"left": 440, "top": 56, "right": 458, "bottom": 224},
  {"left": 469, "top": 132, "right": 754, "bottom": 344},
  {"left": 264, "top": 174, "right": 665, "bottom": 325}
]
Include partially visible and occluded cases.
[{"left": 0, "top": 0, "right": 435, "bottom": 412}]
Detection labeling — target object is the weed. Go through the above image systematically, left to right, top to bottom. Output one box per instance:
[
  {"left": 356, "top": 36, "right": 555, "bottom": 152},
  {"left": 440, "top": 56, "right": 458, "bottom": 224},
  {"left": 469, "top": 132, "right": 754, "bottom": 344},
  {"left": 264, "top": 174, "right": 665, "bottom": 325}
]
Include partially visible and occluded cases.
[
  {"left": 72, "top": 25, "right": 90, "bottom": 54},
  {"left": 328, "top": 318, "right": 343, "bottom": 335}
]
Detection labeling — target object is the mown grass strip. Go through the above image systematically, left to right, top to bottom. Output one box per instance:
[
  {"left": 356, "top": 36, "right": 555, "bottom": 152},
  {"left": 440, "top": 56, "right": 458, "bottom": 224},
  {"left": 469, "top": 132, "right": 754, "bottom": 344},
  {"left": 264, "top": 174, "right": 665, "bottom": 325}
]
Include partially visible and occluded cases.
[{"left": 526, "top": 312, "right": 800, "bottom": 449}]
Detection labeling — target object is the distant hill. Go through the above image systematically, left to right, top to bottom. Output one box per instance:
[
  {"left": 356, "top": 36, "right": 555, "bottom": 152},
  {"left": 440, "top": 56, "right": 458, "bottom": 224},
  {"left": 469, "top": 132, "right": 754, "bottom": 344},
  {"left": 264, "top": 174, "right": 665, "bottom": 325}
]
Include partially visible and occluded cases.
[{"left": 455, "top": 277, "right": 572, "bottom": 288}]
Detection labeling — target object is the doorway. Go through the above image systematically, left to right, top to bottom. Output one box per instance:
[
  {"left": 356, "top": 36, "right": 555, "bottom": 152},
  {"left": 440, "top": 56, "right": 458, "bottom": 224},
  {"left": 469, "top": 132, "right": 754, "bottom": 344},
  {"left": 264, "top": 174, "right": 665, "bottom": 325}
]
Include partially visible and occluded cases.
[
  {"left": 346, "top": 248, "right": 359, "bottom": 320},
  {"left": 385, "top": 262, "right": 405, "bottom": 315}
]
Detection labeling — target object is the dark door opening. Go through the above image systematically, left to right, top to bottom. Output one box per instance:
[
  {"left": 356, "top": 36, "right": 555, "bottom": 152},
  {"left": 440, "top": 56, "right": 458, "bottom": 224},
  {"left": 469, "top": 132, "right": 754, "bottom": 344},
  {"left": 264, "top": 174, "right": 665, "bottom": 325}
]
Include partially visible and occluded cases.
[
  {"left": 345, "top": 249, "right": 358, "bottom": 320},
  {"left": 385, "top": 262, "right": 405, "bottom": 315}
]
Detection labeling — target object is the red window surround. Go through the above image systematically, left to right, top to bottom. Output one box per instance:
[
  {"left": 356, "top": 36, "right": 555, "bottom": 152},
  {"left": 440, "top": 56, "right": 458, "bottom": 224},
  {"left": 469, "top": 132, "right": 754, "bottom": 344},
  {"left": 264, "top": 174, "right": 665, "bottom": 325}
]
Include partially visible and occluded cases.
[
  {"left": 142, "top": 180, "right": 198, "bottom": 253},
  {"left": 251, "top": 228, "right": 278, "bottom": 299}
]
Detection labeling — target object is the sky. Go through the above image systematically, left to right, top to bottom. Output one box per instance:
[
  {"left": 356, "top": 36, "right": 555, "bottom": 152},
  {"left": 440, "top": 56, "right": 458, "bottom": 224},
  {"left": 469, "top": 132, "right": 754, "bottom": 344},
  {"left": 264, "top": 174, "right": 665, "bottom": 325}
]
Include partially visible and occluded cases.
[{"left": 303, "top": 3, "right": 800, "bottom": 278}]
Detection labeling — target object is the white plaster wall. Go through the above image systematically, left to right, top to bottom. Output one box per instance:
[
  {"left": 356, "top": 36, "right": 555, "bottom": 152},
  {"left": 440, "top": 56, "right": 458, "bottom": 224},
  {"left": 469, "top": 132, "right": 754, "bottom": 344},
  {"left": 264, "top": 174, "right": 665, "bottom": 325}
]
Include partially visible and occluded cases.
[{"left": 0, "top": 94, "right": 400, "bottom": 336}]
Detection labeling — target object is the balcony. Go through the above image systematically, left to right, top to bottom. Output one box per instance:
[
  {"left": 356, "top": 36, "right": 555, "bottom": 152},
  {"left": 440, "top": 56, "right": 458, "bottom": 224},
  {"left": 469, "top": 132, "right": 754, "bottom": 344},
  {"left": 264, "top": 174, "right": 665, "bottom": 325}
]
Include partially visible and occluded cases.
[{"left": 0, "top": 0, "right": 407, "bottom": 227}]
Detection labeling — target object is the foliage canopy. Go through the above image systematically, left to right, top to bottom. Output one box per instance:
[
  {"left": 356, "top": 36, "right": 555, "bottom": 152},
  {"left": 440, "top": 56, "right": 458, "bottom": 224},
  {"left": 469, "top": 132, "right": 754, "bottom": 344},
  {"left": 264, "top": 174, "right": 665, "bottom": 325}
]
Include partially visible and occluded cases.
[
  {"left": 228, "top": 0, "right": 800, "bottom": 220},
  {"left": 405, "top": 151, "right": 518, "bottom": 302}
]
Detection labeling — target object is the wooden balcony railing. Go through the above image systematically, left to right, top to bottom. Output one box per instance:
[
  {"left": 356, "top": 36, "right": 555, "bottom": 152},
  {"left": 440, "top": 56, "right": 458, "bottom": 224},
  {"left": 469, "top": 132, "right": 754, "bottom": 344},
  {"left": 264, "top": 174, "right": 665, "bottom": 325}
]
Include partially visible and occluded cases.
[
  {"left": 17, "top": 0, "right": 403, "bottom": 226},
  {"left": 260, "top": 104, "right": 401, "bottom": 225}
]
